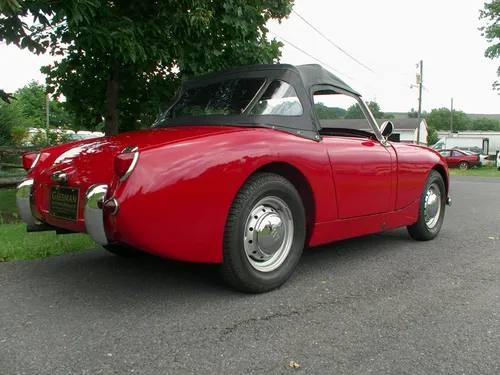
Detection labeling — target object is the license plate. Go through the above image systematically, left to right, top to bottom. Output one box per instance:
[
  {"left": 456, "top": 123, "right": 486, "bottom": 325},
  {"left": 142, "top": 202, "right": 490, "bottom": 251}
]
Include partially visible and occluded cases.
[{"left": 49, "top": 186, "right": 80, "bottom": 221}]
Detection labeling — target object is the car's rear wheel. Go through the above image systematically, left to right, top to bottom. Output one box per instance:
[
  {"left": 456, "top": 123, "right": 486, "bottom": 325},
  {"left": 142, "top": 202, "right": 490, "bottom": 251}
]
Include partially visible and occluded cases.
[
  {"left": 458, "top": 161, "right": 469, "bottom": 170},
  {"left": 407, "top": 170, "right": 446, "bottom": 241},
  {"left": 220, "top": 172, "right": 306, "bottom": 293},
  {"left": 102, "top": 243, "right": 145, "bottom": 258}
]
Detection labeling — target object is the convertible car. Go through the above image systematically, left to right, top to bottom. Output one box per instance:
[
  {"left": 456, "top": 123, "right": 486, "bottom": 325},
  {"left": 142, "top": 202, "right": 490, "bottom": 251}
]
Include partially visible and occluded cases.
[{"left": 16, "top": 63, "right": 452, "bottom": 293}]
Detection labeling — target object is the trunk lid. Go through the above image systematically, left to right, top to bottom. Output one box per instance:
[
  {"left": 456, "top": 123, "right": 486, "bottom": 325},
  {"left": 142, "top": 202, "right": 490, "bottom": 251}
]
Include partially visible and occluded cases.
[{"left": 40, "top": 126, "right": 238, "bottom": 184}]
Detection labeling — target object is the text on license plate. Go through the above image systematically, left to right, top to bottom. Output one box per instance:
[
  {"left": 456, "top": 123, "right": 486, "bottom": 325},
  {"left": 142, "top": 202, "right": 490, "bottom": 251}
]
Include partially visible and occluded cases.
[{"left": 49, "top": 186, "right": 80, "bottom": 221}]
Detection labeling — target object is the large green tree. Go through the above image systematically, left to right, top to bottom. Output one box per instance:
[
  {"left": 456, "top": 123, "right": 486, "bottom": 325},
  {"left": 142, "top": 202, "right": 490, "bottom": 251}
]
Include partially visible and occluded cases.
[
  {"left": 1, "top": 0, "right": 294, "bottom": 135},
  {"left": 480, "top": 0, "right": 500, "bottom": 91},
  {"left": 345, "top": 101, "right": 394, "bottom": 119},
  {"left": 425, "top": 107, "right": 471, "bottom": 131},
  {"left": 470, "top": 117, "right": 500, "bottom": 131}
]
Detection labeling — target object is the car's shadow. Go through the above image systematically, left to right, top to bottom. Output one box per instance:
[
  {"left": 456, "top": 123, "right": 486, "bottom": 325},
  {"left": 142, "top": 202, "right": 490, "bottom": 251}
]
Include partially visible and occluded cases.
[{"left": 39, "top": 228, "right": 412, "bottom": 303}]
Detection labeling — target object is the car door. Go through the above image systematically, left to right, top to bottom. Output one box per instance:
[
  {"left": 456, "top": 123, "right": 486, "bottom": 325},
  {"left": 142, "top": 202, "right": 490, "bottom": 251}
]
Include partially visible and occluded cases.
[
  {"left": 311, "top": 87, "right": 396, "bottom": 220},
  {"left": 321, "top": 135, "right": 396, "bottom": 219},
  {"left": 439, "top": 150, "right": 452, "bottom": 165},
  {"left": 448, "top": 150, "right": 465, "bottom": 167}
]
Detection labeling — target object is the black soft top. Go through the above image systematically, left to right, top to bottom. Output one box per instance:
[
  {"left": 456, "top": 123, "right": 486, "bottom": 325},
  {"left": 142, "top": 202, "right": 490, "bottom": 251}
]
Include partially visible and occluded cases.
[{"left": 154, "top": 63, "right": 362, "bottom": 141}]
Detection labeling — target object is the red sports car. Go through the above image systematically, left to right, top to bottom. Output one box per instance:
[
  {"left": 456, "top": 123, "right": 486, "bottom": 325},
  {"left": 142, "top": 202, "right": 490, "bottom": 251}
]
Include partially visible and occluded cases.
[
  {"left": 16, "top": 64, "right": 452, "bottom": 293},
  {"left": 437, "top": 149, "right": 482, "bottom": 170}
]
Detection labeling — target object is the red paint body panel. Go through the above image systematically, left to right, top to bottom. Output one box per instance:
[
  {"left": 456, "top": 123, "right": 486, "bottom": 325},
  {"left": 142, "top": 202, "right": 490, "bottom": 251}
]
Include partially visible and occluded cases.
[
  {"left": 26, "top": 126, "right": 449, "bottom": 264},
  {"left": 321, "top": 136, "right": 397, "bottom": 219}
]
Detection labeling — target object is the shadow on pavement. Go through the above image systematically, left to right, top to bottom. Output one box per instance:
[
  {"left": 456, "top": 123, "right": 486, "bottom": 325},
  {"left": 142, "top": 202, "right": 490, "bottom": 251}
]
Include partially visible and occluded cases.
[{"left": 11, "top": 228, "right": 413, "bottom": 302}]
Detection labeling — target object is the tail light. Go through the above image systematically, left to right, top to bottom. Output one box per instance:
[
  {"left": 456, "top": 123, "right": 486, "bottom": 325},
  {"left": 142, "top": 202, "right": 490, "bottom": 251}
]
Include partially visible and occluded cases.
[
  {"left": 114, "top": 146, "right": 139, "bottom": 182},
  {"left": 22, "top": 152, "right": 40, "bottom": 172}
]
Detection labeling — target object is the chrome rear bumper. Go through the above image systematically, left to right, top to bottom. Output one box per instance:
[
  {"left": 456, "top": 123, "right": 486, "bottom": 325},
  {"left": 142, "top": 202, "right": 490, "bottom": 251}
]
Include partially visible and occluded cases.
[
  {"left": 16, "top": 179, "right": 41, "bottom": 227},
  {"left": 16, "top": 179, "right": 110, "bottom": 245},
  {"left": 83, "top": 184, "right": 109, "bottom": 246}
]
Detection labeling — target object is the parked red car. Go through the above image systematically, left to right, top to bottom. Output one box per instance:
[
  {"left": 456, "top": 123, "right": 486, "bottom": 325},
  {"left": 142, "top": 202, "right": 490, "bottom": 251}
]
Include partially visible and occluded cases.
[
  {"left": 16, "top": 64, "right": 452, "bottom": 293},
  {"left": 437, "top": 149, "right": 481, "bottom": 170}
]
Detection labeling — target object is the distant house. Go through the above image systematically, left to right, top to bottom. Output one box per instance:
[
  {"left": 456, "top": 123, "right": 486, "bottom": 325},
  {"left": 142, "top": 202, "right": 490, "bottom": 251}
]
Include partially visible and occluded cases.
[{"left": 319, "top": 118, "right": 429, "bottom": 145}]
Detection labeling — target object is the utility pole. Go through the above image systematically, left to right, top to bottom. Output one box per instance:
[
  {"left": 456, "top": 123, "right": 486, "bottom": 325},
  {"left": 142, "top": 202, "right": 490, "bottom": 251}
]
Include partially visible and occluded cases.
[
  {"left": 416, "top": 60, "right": 423, "bottom": 145},
  {"left": 450, "top": 98, "right": 454, "bottom": 132}
]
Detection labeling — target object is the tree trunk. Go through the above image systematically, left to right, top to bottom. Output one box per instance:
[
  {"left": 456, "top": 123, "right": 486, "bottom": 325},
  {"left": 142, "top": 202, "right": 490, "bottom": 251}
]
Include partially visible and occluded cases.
[{"left": 105, "top": 68, "right": 120, "bottom": 136}]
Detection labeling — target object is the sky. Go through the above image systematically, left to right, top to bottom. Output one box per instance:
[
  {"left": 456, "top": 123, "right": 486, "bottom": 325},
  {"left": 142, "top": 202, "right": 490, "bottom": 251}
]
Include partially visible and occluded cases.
[{"left": 0, "top": 0, "right": 499, "bottom": 114}]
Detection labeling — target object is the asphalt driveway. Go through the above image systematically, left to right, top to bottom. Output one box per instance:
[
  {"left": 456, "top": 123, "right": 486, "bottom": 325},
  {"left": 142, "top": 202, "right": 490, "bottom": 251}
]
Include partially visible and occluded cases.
[{"left": 1, "top": 176, "right": 499, "bottom": 374}]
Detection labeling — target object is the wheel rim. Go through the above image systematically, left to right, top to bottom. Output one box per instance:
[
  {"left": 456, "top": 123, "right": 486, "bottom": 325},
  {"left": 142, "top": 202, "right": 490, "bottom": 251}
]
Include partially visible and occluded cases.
[
  {"left": 459, "top": 162, "right": 468, "bottom": 170},
  {"left": 424, "top": 183, "right": 442, "bottom": 229},
  {"left": 243, "top": 196, "right": 294, "bottom": 273}
]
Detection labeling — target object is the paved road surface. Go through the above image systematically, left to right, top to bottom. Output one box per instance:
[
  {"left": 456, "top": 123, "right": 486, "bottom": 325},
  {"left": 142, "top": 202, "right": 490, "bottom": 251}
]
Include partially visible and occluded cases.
[{"left": 1, "top": 176, "right": 499, "bottom": 374}]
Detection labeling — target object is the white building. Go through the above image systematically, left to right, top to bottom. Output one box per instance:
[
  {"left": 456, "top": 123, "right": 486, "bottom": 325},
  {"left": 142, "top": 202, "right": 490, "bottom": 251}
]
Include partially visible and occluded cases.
[{"left": 320, "top": 118, "right": 429, "bottom": 145}]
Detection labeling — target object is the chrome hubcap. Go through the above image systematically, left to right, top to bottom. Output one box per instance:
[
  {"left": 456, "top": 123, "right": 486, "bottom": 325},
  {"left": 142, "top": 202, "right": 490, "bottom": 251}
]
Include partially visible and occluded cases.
[
  {"left": 424, "top": 183, "right": 441, "bottom": 229},
  {"left": 244, "top": 196, "right": 294, "bottom": 273}
]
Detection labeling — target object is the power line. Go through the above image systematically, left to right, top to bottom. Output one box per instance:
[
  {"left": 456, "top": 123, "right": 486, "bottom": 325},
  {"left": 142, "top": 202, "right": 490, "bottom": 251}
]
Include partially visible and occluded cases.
[
  {"left": 292, "top": 9, "right": 376, "bottom": 74},
  {"left": 268, "top": 30, "right": 357, "bottom": 82},
  {"left": 269, "top": 30, "right": 413, "bottom": 95}
]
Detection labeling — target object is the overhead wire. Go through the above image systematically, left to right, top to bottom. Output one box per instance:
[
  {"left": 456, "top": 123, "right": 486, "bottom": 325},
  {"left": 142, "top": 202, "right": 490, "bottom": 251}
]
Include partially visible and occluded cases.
[
  {"left": 291, "top": 8, "right": 425, "bottom": 90},
  {"left": 291, "top": 9, "right": 376, "bottom": 74}
]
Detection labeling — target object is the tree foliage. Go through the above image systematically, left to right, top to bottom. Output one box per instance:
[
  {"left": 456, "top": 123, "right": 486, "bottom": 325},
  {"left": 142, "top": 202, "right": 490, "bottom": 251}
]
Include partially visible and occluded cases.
[
  {"left": 1, "top": 0, "right": 294, "bottom": 135},
  {"left": 479, "top": 0, "right": 500, "bottom": 91},
  {"left": 0, "top": 81, "right": 73, "bottom": 145},
  {"left": 345, "top": 101, "right": 394, "bottom": 119},
  {"left": 314, "top": 103, "right": 346, "bottom": 119},
  {"left": 425, "top": 107, "right": 471, "bottom": 131},
  {"left": 470, "top": 117, "right": 500, "bottom": 131}
]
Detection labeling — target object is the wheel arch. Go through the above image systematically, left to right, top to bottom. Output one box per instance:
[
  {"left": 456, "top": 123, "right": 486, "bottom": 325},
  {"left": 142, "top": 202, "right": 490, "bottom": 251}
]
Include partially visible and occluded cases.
[
  {"left": 245, "top": 162, "right": 317, "bottom": 246},
  {"left": 431, "top": 163, "right": 449, "bottom": 194}
]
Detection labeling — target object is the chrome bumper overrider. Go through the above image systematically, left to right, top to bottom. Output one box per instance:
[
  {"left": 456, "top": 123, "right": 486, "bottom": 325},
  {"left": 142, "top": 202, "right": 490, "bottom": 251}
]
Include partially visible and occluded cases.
[
  {"left": 16, "top": 179, "right": 41, "bottom": 227},
  {"left": 83, "top": 184, "right": 109, "bottom": 246},
  {"left": 446, "top": 197, "right": 452, "bottom": 206}
]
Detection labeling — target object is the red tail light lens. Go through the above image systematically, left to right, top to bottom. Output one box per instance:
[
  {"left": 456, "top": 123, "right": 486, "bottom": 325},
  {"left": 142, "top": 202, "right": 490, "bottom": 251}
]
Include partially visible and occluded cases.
[
  {"left": 114, "top": 146, "right": 139, "bottom": 182},
  {"left": 22, "top": 152, "right": 40, "bottom": 172}
]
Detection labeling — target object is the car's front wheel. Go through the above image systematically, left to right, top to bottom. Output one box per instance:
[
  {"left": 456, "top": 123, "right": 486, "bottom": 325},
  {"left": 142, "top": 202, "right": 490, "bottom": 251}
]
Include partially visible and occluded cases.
[
  {"left": 407, "top": 170, "right": 446, "bottom": 241},
  {"left": 220, "top": 172, "right": 306, "bottom": 293}
]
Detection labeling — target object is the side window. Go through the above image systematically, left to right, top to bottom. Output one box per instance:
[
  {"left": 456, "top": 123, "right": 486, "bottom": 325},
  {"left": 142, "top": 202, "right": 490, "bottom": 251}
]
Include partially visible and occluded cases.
[
  {"left": 250, "top": 80, "right": 303, "bottom": 116},
  {"left": 313, "top": 90, "right": 371, "bottom": 130},
  {"left": 440, "top": 150, "right": 451, "bottom": 157},
  {"left": 451, "top": 150, "right": 463, "bottom": 157}
]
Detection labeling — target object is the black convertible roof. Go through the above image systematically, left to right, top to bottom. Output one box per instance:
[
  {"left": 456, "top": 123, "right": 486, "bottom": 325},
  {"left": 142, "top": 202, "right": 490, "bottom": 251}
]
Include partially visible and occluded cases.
[
  {"left": 154, "top": 63, "right": 364, "bottom": 141},
  {"left": 183, "top": 63, "right": 360, "bottom": 97}
]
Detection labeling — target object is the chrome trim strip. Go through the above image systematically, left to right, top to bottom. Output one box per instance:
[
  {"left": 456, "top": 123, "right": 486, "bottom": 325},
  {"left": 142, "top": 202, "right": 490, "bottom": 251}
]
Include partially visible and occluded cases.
[
  {"left": 119, "top": 150, "right": 139, "bottom": 182},
  {"left": 27, "top": 153, "right": 41, "bottom": 173},
  {"left": 16, "top": 179, "right": 40, "bottom": 226},
  {"left": 83, "top": 184, "right": 109, "bottom": 245}
]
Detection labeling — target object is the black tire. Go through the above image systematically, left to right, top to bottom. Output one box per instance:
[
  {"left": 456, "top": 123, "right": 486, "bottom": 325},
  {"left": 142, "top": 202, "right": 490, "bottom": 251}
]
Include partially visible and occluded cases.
[
  {"left": 458, "top": 161, "right": 469, "bottom": 170},
  {"left": 407, "top": 170, "right": 446, "bottom": 241},
  {"left": 220, "top": 172, "right": 306, "bottom": 293},
  {"left": 102, "top": 243, "right": 145, "bottom": 258}
]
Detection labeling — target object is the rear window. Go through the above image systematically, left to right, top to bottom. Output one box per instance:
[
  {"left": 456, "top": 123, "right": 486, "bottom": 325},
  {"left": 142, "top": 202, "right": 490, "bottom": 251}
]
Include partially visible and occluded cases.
[{"left": 163, "top": 78, "right": 266, "bottom": 118}]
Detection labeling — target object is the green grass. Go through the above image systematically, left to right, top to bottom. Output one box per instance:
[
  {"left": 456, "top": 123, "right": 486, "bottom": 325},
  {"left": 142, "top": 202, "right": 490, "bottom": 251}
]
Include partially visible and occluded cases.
[
  {"left": 449, "top": 164, "right": 499, "bottom": 177},
  {"left": 0, "top": 188, "right": 19, "bottom": 223},
  {"left": 0, "top": 188, "right": 97, "bottom": 262},
  {"left": 0, "top": 223, "right": 97, "bottom": 262}
]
